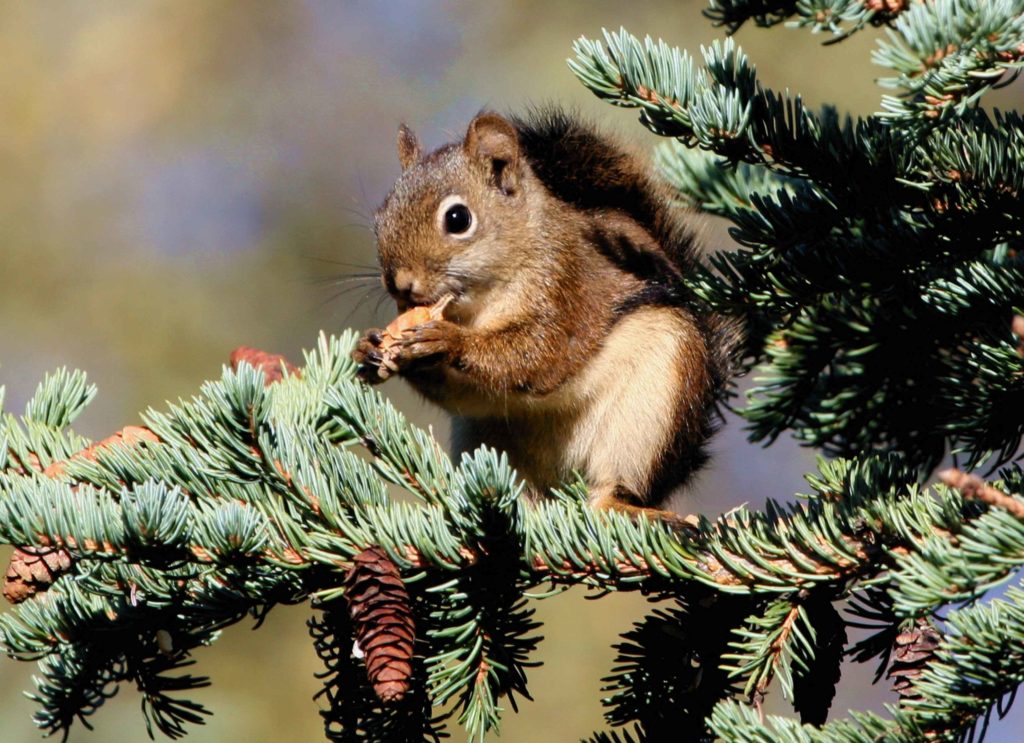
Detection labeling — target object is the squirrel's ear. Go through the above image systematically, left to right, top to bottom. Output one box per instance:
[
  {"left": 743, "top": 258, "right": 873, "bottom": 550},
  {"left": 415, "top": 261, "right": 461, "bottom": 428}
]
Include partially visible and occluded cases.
[
  {"left": 464, "top": 113, "right": 520, "bottom": 193},
  {"left": 397, "top": 124, "right": 421, "bottom": 171}
]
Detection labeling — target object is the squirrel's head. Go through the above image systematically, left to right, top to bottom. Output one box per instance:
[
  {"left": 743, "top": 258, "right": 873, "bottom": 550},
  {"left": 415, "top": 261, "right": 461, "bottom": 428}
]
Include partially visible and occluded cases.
[{"left": 374, "top": 113, "right": 537, "bottom": 316}]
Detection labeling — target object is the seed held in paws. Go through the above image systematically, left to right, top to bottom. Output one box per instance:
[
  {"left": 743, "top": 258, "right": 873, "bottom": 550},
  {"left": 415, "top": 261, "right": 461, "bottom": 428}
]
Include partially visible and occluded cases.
[{"left": 377, "top": 294, "right": 454, "bottom": 374}]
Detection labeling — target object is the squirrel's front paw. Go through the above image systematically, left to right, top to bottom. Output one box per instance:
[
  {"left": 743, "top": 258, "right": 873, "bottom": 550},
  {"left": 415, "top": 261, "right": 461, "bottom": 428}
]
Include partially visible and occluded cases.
[
  {"left": 386, "top": 320, "right": 462, "bottom": 374},
  {"left": 352, "top": 329, "right": 390, "bottom": 384}
]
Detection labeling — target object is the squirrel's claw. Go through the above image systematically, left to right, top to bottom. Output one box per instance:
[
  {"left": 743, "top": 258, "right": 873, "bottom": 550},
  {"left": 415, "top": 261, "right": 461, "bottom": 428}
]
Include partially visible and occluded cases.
[
  {"left": 388, "top": 320, "right": 461, "bottom": 369},
  {"left": 353, "top": 322, "right": 460, "bottom": 382},
  {"left": 353, "top": 330, "right": 389, "bottom": 384}
]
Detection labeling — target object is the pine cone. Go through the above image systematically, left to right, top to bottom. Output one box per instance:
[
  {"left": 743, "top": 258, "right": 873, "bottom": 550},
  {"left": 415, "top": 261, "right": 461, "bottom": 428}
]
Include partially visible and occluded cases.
[
  {"left": 864, "top": 0, "right": 907, "bottom": 12},
  {"left": 230, "top": 347, "right": 300, "bottom": 385},
  {"left": 3, "top": 546, "right": 73, "bottom": 603},
  {"left": 344, "top": 546, "right": 416, "bottom": 703},
  {"left": 887, "top": 619, "right": 942, "bottom": 700}
]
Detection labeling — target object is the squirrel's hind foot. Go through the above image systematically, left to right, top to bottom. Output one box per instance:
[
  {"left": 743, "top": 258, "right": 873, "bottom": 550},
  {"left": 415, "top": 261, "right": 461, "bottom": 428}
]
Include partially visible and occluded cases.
[{"left": 588, "top": 486, "right": 700, "bottom": 534}]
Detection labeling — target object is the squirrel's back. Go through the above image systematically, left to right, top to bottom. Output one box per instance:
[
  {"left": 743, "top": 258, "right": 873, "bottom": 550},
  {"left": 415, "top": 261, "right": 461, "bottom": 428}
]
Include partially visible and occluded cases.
[
  {"left": 511, "top": 107, "right": 698, "bottom": 277},
  {"left": 513, "top": 107, "right": 737, "bottom": 408}
]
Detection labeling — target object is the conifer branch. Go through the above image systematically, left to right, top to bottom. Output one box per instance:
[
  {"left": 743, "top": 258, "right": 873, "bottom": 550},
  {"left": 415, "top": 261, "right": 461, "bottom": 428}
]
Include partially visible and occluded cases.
[
  {"left": 705, "top": 0, "right": 911, "bottom": 40},
  {"left": 874, "top": 0, "right": 1024, "bottom": 125},
  {"left": 1, "top": 337, "right": 1022, "bottom": 740},
  {"left": 711, "top": 584, "right": 1024, "bottom": 741}
]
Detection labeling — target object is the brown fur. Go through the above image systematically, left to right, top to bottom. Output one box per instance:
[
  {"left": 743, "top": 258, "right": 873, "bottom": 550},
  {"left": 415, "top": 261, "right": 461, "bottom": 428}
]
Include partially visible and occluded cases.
[{"left": 354, "top": 108, "right": 735, "bottom": 511}]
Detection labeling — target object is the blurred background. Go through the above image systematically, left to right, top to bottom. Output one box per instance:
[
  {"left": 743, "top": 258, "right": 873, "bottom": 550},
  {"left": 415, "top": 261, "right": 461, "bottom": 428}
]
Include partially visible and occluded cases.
[{"left": 0, "top": 2, "right": 1020, "bottom": 741}]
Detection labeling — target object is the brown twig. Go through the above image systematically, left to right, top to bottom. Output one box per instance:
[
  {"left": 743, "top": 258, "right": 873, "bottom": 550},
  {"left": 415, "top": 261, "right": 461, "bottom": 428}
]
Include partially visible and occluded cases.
[
  {"left": 42, "top": 426, "right": 159, "bottom": 478},
  {"left": 939, "top": 468, "right": 1024, "bottom": 520},
  {"left": 755, "top": 603, "right": 801, "bottom": 701}
]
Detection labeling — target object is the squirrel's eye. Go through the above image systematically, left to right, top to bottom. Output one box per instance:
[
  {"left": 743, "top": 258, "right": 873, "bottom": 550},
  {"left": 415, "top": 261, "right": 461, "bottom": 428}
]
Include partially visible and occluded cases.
[
  {"left": 436, "top": 195, "right": 476, "bottom": 239},
  {"left": 444, "top": 204, "right": 472, "bottom": 235}
]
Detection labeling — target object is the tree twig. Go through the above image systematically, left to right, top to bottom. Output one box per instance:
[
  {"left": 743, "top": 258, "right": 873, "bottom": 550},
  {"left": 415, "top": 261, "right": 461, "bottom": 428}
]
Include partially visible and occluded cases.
[{"left": 939, "top": 468, "right": 1024, "bottom": 520}]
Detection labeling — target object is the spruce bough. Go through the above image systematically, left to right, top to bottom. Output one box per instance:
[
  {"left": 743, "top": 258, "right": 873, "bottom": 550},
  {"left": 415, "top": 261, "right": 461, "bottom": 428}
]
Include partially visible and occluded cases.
[{"left": 2, "top": 1, "right": 1024, "bottom": 740}]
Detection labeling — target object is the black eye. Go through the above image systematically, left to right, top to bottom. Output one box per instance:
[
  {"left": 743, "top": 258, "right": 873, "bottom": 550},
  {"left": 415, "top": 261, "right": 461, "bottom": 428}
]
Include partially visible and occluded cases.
[{"left": 444, "top": 204, "right": 472, "bottom": 235}]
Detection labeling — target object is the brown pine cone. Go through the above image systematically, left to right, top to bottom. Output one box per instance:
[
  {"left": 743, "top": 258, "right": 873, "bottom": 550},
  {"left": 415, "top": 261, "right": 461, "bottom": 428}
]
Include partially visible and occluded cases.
[
  {"left": 229, "top": 347, "right": 300, "bottom": 385},
  {"left": 3, "top": 546, "right": 73, "bottom": 603},
  {"left": 344, "top": 546, "right": 416, "bottom": 703},
  {"left": 888, "top": 619, "right": 942, "bottom": 700}
]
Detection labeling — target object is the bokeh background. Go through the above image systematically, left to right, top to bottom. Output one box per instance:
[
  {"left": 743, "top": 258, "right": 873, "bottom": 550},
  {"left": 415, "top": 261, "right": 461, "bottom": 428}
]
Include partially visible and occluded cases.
[{"left": 0, "top": 2, "right": 1020, "bottom": 741}]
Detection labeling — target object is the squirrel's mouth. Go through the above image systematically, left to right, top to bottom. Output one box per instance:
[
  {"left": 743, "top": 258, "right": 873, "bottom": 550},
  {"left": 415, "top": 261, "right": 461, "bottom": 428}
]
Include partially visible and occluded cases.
[
  {"left": 393, "top": 282, "right": 464, "bottom": 313},
  {"left": 392, "top": 289, "right": 433, "bottom": 312},
  {"left": 394, "top": 292, "right": 457, "bottom": 320},
  {"left": 396, "top": 295, "right": 435, "bottom": 312}
]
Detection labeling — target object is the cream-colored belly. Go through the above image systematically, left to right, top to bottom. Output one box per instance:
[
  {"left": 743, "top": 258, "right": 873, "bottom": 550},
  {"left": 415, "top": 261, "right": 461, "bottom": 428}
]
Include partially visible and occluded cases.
[{"left": 452, "top": 306, "right": 699, "bottom": 495}]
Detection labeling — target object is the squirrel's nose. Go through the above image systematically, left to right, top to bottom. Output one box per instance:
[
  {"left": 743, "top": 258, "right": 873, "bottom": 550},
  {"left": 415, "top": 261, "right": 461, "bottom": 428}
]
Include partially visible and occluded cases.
[{"left": 391, "top": 268, "right": 429, "bottom": 308}]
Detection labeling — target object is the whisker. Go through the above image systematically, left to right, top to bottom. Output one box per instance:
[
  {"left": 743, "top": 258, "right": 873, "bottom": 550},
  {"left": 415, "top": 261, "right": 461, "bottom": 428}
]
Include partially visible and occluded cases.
[
  {"left": 353, "top": 170, "right": 374, "bottom": 222},
  {"left": 337, "top": 204, "right": 372, "bottom": 223},
  {"left": 335, "top": 222, "right": 375, "bottom": 233},
  {"left": 302, "top": 255, "right": 381, "bottom": 271},
  {"left": 308, "top": 273, "right": 381, "bottom": 283},
  {"left": 304, "top": 276, "right": 380, "bottom": 291},
  {"left": 314, "top": 283, "right": 384, "bottom": 328},
  {"left": 315, "top": 283, "right": 388, "bottom": 302},
  {"left": 343, "top": 285, "right": 390, "bottom": 327},
  {"left": 315, "top": 287, "right": 357, "bottom": 311},
  {"left": 372, "top": 289, "right": 395, "bottom": 322}
]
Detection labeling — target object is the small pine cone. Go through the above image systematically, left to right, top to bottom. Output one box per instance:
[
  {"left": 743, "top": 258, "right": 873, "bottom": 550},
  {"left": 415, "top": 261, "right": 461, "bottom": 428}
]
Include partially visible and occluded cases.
[
  {"left": 864, "top": 0, "right": 907, "bottom": 14},
  {"left": 230, "top": 347, "right": 300, "bottom": 386},
  {"left": 3, "top": 546, "right": 73, "bottom": 603},
  {"left": 344, "top": 546, "right": 416, "bottom": 703},
  {"left": 887, "top": 619, "right": 942, "bottom": 700}
]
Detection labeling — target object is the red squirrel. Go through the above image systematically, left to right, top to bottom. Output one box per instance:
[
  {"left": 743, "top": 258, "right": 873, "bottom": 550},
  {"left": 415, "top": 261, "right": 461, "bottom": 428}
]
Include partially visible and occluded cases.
[{"left": 353, "top": 108, "right": 735, "bottom": 521}]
